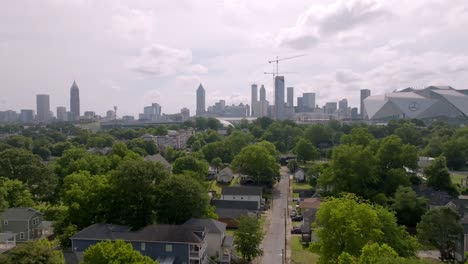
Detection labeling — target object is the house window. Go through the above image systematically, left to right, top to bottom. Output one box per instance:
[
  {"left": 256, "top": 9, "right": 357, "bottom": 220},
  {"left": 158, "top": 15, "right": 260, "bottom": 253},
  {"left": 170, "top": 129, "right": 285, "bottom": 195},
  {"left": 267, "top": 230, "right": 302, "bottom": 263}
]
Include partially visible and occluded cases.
[
  {"left": 32, "top": 217, "right": 39, "bottom": 225},
  {"left": 3, "top": 220, "right": 8, "bottom": 226},
  {"left": 19, "top": 232, "right": 25, "bottom": 239},
  {"left": 141, "top": 242, "right": 146, "bottom": 251},
  {"left": 165, "top": 244, "right": 172, "bottom": 252}
]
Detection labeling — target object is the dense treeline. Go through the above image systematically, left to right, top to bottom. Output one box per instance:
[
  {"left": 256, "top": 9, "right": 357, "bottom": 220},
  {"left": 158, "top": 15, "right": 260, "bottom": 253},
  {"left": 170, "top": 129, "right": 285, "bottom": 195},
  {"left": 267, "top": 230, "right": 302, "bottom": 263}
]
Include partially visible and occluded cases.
[{"left": 0, "top": 117, "right": 467, "bottom": 262}]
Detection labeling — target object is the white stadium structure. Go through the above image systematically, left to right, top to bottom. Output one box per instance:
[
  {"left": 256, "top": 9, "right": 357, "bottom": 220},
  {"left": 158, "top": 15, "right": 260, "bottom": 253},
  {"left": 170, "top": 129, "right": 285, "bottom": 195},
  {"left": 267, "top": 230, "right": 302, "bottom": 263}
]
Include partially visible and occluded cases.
[{"left": 363, "top": 86, "right": 468, "bottom": 122}]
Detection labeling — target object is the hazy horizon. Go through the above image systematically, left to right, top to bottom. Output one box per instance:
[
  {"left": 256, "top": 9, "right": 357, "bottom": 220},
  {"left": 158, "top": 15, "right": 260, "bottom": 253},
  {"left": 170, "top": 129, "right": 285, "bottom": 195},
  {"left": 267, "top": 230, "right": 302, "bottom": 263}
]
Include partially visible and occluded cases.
[{"left": 2, "top": 0, "right": 468, "bottom": 116}]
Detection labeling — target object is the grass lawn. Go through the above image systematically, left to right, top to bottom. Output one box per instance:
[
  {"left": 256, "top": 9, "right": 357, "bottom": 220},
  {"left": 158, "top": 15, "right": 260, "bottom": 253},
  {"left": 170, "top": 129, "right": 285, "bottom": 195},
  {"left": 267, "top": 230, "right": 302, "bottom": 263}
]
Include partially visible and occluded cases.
[
  {"left": 451, "top": 174, "right": 465, "bottom": 185},
  {"left": 229, "top": 176, "right": 241, "bottom": 186},
  {"left": 293, "top": 182, "right": 313, "bottom": 190},
  {"left": 291, "top": 236, "right": 319, "bottom": 264}
]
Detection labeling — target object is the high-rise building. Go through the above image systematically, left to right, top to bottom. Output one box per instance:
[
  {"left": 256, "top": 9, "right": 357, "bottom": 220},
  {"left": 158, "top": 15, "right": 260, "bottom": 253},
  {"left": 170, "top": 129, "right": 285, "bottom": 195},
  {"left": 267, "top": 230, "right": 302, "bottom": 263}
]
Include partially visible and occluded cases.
[
  {"left": 274, "top": 76, "right": 285, "bottom": 120},
  {"left": 70, "top": 81, "right": 80, "bottom": 121},
  {"left": 196, "top": 84, "right": 206, "bottom": 116},
  {"left": 251, "top": 84, "right": 258, "bottom": 117},
  {"left": 260, "top": 85, "right": 266, "bottom": 101},
  {"left": 287, "top": 87, "right": 294, "bottom": 107},
  {"left": 360, "top": 89, "right": 371, "bottom": 118},
  {"left": 302, "top": 93, "right": 316, "bottom": 112},
  {"left": 36, "top": 94, "right": 50, "bottom": 122},
  {"left": 297, "top": 97, "right": 303, "bottom": 112},
  {"left": 339, "top": 99, "right": 348, "bottom": 110},
  {"left": 325, "top": 102, "right": 338, "bottom": 114},
  {"left": 140, "top": 103, "right": 162, "bottom": 121},
  {"left": 57, "top": 106, "right": 67, "bottom": 121},
  {"left": 181, "top": 107, "right": 190, "bottom": 121},
  {"left": 20, "top": 109, "right": 34, "bottom": 123},
  {"left": 106, "top": 110, "right": 115, "bottom": 120}
]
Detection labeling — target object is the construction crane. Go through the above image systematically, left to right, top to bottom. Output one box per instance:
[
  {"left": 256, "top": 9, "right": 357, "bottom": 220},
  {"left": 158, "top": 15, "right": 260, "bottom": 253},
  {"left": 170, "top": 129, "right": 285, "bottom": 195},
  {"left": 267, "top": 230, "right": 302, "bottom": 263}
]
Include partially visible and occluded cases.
[
  {"left": 268, "top": 54, "right": 307, "bottom": 75},
  {"left": 264, "top": 71, "right": 297, "bottom": 78}
]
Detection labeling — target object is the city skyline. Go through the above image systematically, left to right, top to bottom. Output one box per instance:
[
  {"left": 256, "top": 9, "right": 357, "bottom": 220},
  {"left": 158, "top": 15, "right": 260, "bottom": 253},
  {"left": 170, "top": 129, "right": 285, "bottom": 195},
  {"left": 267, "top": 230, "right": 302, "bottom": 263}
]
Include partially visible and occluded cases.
[{"left": 2, "top": 1, "right": 468, "bottom": 116}]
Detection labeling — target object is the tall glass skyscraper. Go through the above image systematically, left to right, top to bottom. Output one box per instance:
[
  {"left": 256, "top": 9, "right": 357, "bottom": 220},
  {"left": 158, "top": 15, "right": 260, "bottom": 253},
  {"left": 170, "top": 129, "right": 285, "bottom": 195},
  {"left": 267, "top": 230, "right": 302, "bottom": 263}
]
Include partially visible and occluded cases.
[
  {"left": 274, "top": 76, "right": 285, "bottom": 120},
  {"left": 70, "top": 81, "right": 80, "bottom": 121},
  {"left": 196, "top": 84, "right": 206, "bottom": 116},
  {"left": 36, "top": 94, "right": 50, "bottom": 122}
]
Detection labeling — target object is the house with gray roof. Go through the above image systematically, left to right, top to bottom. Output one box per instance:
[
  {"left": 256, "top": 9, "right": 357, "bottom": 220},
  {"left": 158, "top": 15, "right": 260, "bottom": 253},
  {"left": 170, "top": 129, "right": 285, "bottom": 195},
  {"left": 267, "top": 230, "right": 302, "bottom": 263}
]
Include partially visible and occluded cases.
[
  {"left": 144, "top": 153, "right": 172, "bottom": 171},
  {"left": 216, "top": 167, "right": 234, "bottom": 184},
  {"left": 221, "top": 186, "right": 263, "bottom": 209},
  {"left": 0, "top": 207, "right": 47, "bottom": 242},
  {"left": 184, "top": 218, "right": 233, "bottom": 263},
  {"left": 71, "top": 223, "right": 208, "bottom": 264}
]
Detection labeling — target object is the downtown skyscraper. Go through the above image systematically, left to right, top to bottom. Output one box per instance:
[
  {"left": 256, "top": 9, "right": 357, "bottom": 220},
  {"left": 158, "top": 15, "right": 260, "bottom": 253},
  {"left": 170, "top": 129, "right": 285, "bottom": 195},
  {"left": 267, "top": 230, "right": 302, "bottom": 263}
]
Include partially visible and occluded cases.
[
  {"left": 274, "top": 76, "right": 285, "bottom": 120},
  {"left": 70, "top": 81, "right": 80, "bottom": 121},
  {"left": 196, "top": 84, "right": 206, "bottom": 116},
  {"left": 251, "top": 84, "right": 258, "bottom": 117},
  {"left": 36, "top": 94, "right": 50, "bottom": 122}
]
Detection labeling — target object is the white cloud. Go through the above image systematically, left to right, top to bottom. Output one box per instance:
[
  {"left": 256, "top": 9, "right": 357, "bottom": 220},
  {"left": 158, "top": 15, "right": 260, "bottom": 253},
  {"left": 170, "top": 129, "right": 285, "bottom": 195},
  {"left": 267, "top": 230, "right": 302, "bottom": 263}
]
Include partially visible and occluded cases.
[{"left": 130, "top": 44, "right": 192, "bottom": 76}]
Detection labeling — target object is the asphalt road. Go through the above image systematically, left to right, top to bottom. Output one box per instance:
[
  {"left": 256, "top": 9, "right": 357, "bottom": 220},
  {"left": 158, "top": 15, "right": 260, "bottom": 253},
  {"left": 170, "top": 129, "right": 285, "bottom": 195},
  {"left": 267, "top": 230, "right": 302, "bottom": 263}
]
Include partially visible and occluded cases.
[{"left": 259, "top": 168, "right": 289, "bottom": 264}]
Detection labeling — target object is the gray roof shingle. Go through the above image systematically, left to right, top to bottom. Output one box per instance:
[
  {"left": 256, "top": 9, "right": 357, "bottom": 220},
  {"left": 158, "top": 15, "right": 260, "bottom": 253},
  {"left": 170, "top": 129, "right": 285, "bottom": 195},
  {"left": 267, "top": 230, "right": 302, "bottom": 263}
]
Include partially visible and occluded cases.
[
  {"left": 221, "top": 186, "right": 262, "bottom": 196},
  {"left": 212, "top": 199, "right": 258, "bottom": 210},
  {"left": 0, "top": 207, "right": 42, "bottom": 220},
  {"left": 184, "top": 218, "right": 227, "bottom": 234},
  {"left": 71, "top": 224, "right": 206, "bottom": 244}
]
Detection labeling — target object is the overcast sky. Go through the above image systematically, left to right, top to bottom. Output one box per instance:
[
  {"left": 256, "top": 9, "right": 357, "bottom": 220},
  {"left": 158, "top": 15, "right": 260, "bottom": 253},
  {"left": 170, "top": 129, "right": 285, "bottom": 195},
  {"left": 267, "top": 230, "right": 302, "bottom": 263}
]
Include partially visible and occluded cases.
[{"left": 1, "top": 0, "right": 468, "bottom": 116}]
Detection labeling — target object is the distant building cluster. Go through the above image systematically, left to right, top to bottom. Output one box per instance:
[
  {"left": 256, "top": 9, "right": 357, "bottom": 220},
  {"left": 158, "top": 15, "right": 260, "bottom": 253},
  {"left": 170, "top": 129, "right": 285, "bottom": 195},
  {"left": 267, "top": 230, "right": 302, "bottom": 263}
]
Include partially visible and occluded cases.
[
  {"left": 2, "top": 78, "right": 468, "bottom": 126},
  {"left": 141, "top": 129, "right": 195, "bottom": 151}
]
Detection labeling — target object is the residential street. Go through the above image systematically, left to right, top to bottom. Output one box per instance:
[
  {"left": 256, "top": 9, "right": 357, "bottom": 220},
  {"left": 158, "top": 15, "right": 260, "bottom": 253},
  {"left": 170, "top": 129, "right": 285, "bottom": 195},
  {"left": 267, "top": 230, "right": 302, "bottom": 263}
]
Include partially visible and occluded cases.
[{"left": 257, "top": 167, "right": 290, "bottom": 264}]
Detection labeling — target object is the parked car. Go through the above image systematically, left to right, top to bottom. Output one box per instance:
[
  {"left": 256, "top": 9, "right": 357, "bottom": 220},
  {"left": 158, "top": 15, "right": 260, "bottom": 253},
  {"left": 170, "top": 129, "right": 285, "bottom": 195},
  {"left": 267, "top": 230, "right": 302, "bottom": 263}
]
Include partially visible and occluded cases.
[
  {"left": 290, "top": 210, "right": 297, "bottom": 217},
  {"left": 292, "top": 215, "right": 303, "bottom": 222},
  {"left": 291, "top": 227, "right": 301, "bottom": 234}
]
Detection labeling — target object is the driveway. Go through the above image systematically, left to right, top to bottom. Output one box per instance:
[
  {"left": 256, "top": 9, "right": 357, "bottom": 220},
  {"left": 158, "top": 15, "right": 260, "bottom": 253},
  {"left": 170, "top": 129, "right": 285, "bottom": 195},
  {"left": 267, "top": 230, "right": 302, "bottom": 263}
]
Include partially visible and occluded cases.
[{"left": 257, "top": 167, "right": 290, "bottom": 264}]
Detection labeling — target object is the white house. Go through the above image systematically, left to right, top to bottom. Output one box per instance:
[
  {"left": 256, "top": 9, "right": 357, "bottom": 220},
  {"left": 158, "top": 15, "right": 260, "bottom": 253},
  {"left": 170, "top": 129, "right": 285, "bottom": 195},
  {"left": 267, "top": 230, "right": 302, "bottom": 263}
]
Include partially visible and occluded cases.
[
  {"left": 221, "top": 186, "right": 263, "bottom": 209},
  {"left": 184, "top": 218, "right": 233, "bottom": 263}
]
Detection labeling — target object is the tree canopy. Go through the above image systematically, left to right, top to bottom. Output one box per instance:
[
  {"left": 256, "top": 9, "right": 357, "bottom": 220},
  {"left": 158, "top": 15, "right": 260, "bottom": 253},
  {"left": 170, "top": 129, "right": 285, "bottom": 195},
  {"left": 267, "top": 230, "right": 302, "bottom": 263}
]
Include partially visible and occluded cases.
[{"left": 83, "top": 240, "right": 157, "bottom": 264}]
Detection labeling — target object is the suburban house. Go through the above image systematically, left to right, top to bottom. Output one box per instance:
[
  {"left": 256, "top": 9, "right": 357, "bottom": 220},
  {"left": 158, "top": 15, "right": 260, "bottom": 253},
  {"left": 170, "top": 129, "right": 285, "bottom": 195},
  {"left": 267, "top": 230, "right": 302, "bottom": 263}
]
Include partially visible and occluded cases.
[
  {"left": 144, "top": 153, "right": 172, "bottom": 171},
  {"left": 207, "top": 166, "right": 217, "bottom": 180},
  {"left": 216, "top": 167, "right": 234, "bottom": 184},
  {"left": 294, "top": 168, "right": 305, "bottom": 182},
  {"left": 220, "top": 186, "right": 263, "bottom": 210},
  {"left": 298, "top": 195, "right": 322, "bottom": 243},
  {"left": 211, "top": 200, "right": 258, "bottom": 211},
  {"left": 0, "top": 207, "right": 49, "bottom": 242},
  {"left": 214, "top": 208, "right": 256, "bottom": 228},
  {"left": 184, "top": 218, "right": 233, "bottom": 263},
  {"left": 71, "top": 223, "right": 208, "bottom": 264}
]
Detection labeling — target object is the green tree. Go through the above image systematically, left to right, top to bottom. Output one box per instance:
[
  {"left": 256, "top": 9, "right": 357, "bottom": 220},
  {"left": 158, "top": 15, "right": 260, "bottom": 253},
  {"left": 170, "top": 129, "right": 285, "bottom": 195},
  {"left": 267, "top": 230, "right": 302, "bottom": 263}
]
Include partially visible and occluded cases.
[
  {"left": 394, "top": 123, "right": 422, "bottom": 146},
  {"left": 340, "top": 127, "right": 375, "bottom": 146},
  {"left": 5, "top": 134, "right": 32, "bottom": 149},
  {"left": 376, "top": 135, "right": 418, "bottom": 170},
  {"left": 293, "top": 138, "right": 319, "bottom": 163},
  {"left": 231, "top": 144, "right": 280, "bottom": 186},
  {"left": 318, "top": 145, "right": 378, "bottom": 198},
  {"left": 53, "top": 147, "right": 112, "bottom": 178},
  {"left": 0, "top": 148, "right": 57, "bottom": 200},
  {"left": 172, "top": 155, "right": 209, "bottom": 180},
  {"left": 424, "top": 156, "right": 456, "bottom": 193},
  {"left": 210, "top": 157, "right": 222, "bottom": 171},
  {"left": 287, "top": 159, "right": 299, "bottom": 173},
  {"left": 109, "top": 160, "right": 169, "bottom": 228},
  {"left": 155, "top": 174, "right": 210, "bottom": 224},
  {"left": 0, "top": 177, "right": 35, "bottom": 207},
  {"left": 391, "top": 186, "right": 428, "bottom": 227},
  {"left": 313, "top": 194, "right": 418, "bottom": 264},
  {"left": 417, "top": 207, "right": 463, "bottom": 262},
  {"left": 235, "top": 216, "right": 263, "bottom": 262},
  {"left": 0, "top": 239, "right": 64, "bottom": 264},
  {"left": 83, "top": 240, "right": 156, "bottom": 264}
]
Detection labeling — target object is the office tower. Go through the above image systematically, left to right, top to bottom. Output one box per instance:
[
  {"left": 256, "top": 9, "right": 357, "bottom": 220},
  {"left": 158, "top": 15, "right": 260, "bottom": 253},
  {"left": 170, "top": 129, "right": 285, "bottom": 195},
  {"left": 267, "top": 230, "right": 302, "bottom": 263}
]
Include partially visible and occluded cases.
[
  {"left": 274, "top": 76, "right": 285, "bottom": 120},
  {"left": 70, "top": 81, "right": 80, "bottom": 121},
  {"left": 196, "top": 84, "right": 206, "bottom": 116},
  {"left": 251, "top": 84, "right": 258, "bottom": 117},
  {"left": 260, "top": 85, "right": 266, "bottom": 101},
  {"left": 287, "top": 87, "right": 294, "bottom": 107},
  {"left": 360, "top": 89, "right": 371, "bottom": 118},
  {"left": 302, "top": 93, "right": 316, "bottom": 112},
  {"left": 36, "top": 94, "right": 50, "bottom": 122},
  {"left": 297, "top": 97, "right": 303, "bottom": 112},
  {"left": 339, "top": 99, "right": 348, "bottom": 110},
  {"left": 325, "top": 102, "right": 338, "bottom": 114},
  {"left": 141, "top": 103, "right": 162, "bottom": 121},
  {"left": 56, "top": 106, "right": 67, "bottom": 121},
  {"left": 181, "top": 107, "right": 190, "bottom": 121},
  {"left": 351, "top": 108, "right": 359, "bottom": 119},
  {"left": 20, "top": 109, "right": 34, "bottom": 123},
  {"left": 106, "top": 110, "right": 115, "bottom": 119}
]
